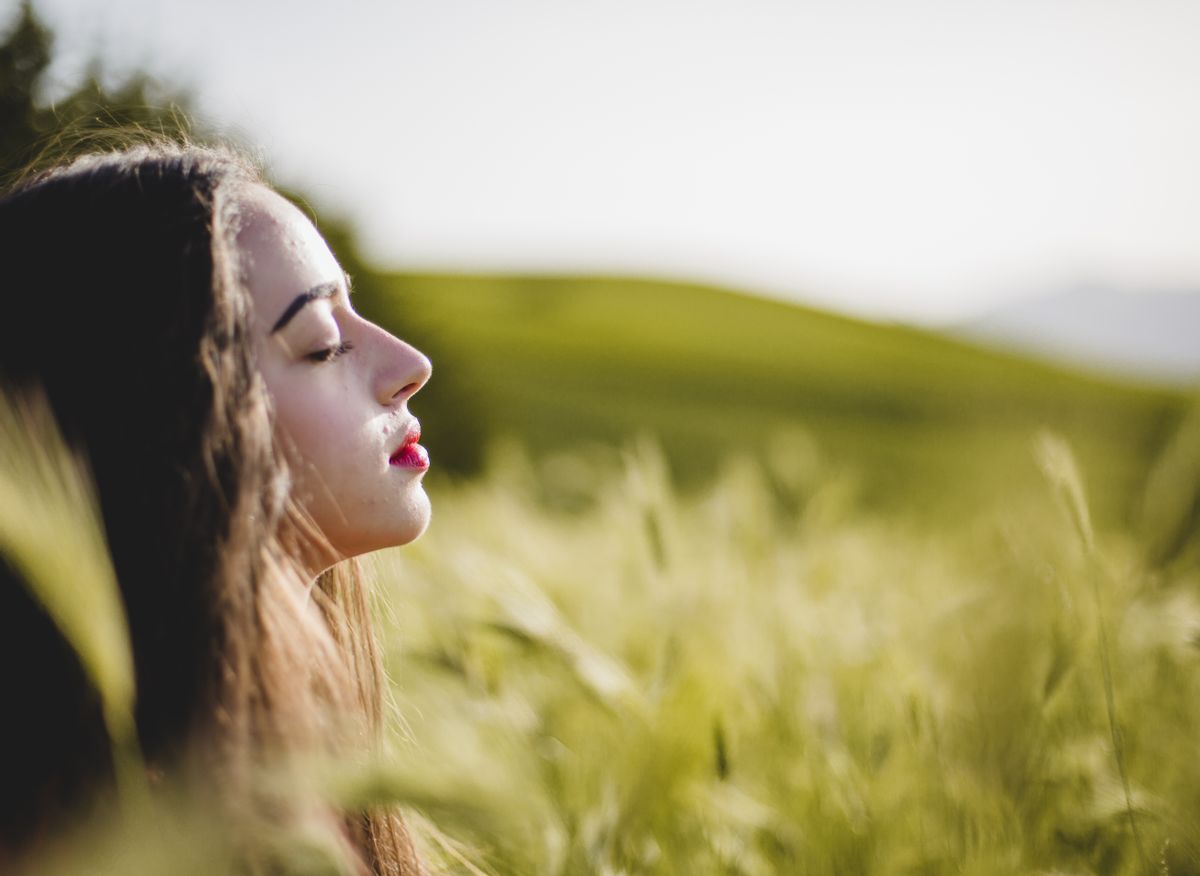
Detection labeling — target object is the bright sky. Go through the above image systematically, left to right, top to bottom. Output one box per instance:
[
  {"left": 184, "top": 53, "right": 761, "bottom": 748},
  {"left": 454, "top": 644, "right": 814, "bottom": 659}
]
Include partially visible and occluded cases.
[{"left": 18, "top": 0, "right": 1200, "bottom": 324}]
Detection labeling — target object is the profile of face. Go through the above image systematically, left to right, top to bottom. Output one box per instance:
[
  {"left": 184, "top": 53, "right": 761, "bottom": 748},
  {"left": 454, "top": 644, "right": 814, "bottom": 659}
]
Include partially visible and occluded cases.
[{"left": 236, "top": 185, "right": 432, "bottom": 567}]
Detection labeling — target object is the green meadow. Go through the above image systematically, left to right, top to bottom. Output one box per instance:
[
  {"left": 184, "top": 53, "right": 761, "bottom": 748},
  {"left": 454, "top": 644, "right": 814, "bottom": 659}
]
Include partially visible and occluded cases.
[{"left": 7, "top": 275, "right": 1200, "bottom": 874}]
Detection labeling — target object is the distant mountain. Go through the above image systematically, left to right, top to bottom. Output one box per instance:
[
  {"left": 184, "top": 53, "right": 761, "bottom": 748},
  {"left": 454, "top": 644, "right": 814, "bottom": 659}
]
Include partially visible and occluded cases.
[{"left": 955, "top": 285, "right": 1200, "bottom": 384}]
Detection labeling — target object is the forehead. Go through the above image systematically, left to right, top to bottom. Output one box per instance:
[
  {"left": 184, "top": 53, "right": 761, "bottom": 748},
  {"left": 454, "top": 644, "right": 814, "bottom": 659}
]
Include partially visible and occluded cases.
[{"left": 233, "top": 184, "right": 343, "bottom": 321}]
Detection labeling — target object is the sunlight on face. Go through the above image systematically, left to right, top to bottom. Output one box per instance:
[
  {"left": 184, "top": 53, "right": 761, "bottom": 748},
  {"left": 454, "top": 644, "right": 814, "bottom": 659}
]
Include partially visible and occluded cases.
[{"left": 235, "top": 185, "right": 432, "bottom": 569}]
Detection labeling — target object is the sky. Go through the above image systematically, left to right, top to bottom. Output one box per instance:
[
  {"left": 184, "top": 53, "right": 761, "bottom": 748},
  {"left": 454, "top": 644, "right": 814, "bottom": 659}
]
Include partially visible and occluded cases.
[{"left": 14, "top": 0, "right": 1200, "bottom": 324}]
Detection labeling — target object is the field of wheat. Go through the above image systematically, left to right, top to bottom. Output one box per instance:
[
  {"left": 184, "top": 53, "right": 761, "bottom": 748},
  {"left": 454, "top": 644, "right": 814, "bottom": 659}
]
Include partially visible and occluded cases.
[
  {"left": 5, "top": 275, "right": 1200, "bottom": 874},
  {"left": 368, "top": 424, "right": 1200, "bottom": 875}
]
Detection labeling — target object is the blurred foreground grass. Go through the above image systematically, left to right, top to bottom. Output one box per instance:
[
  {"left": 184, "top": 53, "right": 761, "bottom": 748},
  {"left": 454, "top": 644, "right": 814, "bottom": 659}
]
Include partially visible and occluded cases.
[
  {"left": 7, "top": 279, "right": 1200, "bottom": 873},
  {"left": 10, "top": 410, "right": 1200, "bottom": 874},
  {"left": 373, "top": 428, "right": 1200, "bottom": 874}
]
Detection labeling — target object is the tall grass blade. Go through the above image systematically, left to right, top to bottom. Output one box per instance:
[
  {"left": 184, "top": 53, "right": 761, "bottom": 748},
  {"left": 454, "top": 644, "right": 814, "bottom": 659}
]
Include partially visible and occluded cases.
[
  {"left": 0, "top": 388, "right": 144, "bottom": 803},
  {"left": 1141, "top": 401, "right": 1200, "bottom": 567},
  {"left": 1035, "top": 430, "right": 1146, "bottom": 871},
  {"left": 1035, "top": 430, "right": 1095, "bottom": 553}
]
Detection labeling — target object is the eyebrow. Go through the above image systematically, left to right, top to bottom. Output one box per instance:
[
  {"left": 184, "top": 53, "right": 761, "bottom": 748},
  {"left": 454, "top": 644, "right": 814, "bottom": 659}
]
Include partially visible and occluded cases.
[{"left": 270, "top": 274, "right": 352, "bottom": 334}]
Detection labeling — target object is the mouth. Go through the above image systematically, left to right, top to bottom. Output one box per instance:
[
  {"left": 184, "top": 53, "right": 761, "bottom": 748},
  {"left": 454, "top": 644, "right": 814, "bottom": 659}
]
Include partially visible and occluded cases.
[{"left": 389, "top": 422, "right": 429, "bottom": 471}]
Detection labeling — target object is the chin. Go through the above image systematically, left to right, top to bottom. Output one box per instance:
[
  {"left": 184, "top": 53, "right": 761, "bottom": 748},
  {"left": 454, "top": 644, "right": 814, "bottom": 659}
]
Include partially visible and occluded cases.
[
  {"left": 340, "top": 492, "right": 431, "bottom": 558},
  {"left": 394, "top": 494, "right": 432, "bottom": 546}
]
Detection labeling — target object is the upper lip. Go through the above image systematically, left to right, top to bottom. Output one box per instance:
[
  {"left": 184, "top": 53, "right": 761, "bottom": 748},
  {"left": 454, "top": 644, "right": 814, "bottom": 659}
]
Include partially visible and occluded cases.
[{"left": 389, "top": 421, "right": 421, "bottom": 459}]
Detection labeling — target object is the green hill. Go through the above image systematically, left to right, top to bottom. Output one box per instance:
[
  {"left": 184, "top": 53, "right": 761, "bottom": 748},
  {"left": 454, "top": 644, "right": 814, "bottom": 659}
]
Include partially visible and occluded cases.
[{"left": 362, "top": 272, "right": 1189, "bottom": 525}]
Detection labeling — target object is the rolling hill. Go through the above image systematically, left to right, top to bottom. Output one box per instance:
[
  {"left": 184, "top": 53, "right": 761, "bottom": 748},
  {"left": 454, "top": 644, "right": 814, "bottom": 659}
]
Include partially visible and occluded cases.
[{"left": 358, "top": 272, "right": 1190, "bottom": 526}]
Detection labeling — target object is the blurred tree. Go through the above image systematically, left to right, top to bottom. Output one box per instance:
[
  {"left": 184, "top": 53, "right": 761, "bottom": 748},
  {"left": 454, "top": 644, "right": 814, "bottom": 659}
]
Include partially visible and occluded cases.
[
  {"left": 0, "top": 0, "right": 484, "bottom": 474},
  {"left": 0, "top": 0, "right": 193, "bottom": 182},
  {"left": 0, "top": 0, "right": 51, "bottom": 176}
]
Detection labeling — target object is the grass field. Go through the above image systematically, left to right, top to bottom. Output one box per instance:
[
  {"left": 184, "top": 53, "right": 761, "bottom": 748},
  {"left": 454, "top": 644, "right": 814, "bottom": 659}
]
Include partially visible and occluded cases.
[
  {"left": 6, "top": 275, "right": 1200, "bottom": 874},
  {"left": 376, "top": 430, "right": 1200, "bottom": 874}
]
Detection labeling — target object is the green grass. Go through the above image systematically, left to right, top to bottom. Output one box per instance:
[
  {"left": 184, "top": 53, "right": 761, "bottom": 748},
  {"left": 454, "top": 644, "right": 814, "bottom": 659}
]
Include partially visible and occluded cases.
[
  {"left": 9, "top": 274, "right": 1200, "bottom": 874},
  {"left": 16, "top": 425, "right": 1200, "bottom": 874},
  {"left": 373, "top": 433, "right": 1200, "bottom": 874}
]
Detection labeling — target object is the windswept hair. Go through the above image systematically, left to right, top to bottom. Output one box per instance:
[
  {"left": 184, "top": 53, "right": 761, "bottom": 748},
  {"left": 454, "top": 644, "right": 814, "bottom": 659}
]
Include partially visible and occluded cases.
[{"left": 0, "top": 142, "right": 419, "bottom": 874}]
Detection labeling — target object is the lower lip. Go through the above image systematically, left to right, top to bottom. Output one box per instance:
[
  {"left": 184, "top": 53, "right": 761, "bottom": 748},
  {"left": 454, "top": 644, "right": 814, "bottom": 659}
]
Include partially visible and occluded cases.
[{"left": 390, "top": 443, "right": 429, "bottom": 470}]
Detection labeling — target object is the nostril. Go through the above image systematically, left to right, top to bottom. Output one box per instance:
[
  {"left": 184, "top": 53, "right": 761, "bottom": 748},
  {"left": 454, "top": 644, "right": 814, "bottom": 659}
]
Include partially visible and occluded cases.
[{"left": 389, "top": 369, "right": 430, "bottom": 403}]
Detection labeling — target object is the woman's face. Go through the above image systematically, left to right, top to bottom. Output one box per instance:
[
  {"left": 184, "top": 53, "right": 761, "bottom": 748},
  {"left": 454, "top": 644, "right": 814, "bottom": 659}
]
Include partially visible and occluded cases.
[{"left": 236, "top": 185, "right": 432, "bottom": 568}]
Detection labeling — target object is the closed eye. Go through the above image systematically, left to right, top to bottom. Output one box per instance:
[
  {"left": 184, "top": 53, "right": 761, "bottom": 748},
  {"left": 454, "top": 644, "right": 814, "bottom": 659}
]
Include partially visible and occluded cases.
[{"left": 305, "top": 341, "right": 355, "bottom": 363}]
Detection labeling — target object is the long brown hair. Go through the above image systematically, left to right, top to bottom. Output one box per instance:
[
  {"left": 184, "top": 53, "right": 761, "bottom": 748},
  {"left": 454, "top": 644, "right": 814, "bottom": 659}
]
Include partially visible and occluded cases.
[{"left": 0, "top": 141, "right": 420, "bottom": 873}]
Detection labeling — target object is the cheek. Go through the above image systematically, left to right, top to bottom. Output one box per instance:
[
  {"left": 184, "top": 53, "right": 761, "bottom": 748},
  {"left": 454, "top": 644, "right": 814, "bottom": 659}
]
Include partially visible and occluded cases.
[{"left": 268, "top": 374, "right": 358, "bottom": 475}]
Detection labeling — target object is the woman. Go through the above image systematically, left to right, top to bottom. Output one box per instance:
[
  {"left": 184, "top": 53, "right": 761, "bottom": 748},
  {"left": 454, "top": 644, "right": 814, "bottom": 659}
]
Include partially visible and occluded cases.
[{"left": 0, "top": 141, "right": 430, "bottom": 874}]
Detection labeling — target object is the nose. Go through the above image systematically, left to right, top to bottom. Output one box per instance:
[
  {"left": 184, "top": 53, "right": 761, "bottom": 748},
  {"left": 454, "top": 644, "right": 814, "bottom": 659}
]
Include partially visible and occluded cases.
[{"left": 371, "top": 323, "right": 431, "bottom": 406}]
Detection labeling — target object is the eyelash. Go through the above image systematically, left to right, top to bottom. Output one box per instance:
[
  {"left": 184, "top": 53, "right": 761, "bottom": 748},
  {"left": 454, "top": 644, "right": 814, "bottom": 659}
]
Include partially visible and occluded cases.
[{"left": 304, "top": 341, "right": 355, "bottom": 363}]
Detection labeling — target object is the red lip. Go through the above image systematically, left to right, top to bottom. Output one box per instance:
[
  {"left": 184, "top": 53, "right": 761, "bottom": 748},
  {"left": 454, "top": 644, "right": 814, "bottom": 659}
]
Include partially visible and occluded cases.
[{"left": 389, "top": 423, "right": 429, "bottom": 470}]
